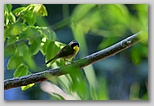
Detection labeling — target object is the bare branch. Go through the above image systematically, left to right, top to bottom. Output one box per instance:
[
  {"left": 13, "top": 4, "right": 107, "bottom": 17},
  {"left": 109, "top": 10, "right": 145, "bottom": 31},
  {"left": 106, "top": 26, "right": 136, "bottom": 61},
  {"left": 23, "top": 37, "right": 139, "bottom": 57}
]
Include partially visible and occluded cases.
[{"left": 4, "top": 32, "right": 143, "bottom": 90}]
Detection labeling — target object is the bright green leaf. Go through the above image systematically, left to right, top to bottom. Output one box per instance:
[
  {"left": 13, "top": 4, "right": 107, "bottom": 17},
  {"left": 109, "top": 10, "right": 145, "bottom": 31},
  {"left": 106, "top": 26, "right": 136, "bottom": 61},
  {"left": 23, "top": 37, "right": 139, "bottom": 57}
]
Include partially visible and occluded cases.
[
  {"left": 4, "top": 4, "right": 12, "bottom": 12},
  {"left": 4, "top": 4, "right": 16, "bottom": 25},
  {"left": 33, "top": 4, "right": 48, "bottom": 16},
  {"left": 13, "top": 7, "right": 26, "bottom": 16},
  {"left": 24, "top": 10, "right": 36, "bottom": 26},
  {"left": 8, "top": 12, "right": 16, "bottom": 23},
  {"left": 5, "top": 23, "right": 25, "bottom": 42},
  {"left": 9, "top": 23, "right": 23, "bottom": 36},
  {"left": 19, "top": 26, "right": 37, "bottom": 39},
  {"left": 42, "top": 29, "right": 56, "bottom": 41},
  {"left": 6, "top": 36, "right": 17, "bottom": 46},
  {"left": 29, "top": 37, "right": 42, "bottom": 55},
  {"left": 40, "top": 39, "right": 50, "bottom": 55},
  {"left": 45, "top": 41, "right": 66, "bottom": 66},
  {"left": 46, "top": 41, "right": 60, "bottom": 62},
  {"left": 11, "top": 43, "right": 36, "bottom": 70},
  {"left": 15, "top": 43, "right": 29, "bottom": 57},
  {"left": 4, "top": 44, "right": 16, "bottom": 57},
  {"left": 23, "top": 50, "right": 36, "bottom": 70},
  {"left": 25, "top": 53, "right": 35, "bottom": 68},
  {"left": 7, "top": 54, "right": 22, "bottom": 70},
  {"left": 14, "top": 64, "right": 29, "bottom": 78},
  {"left": 68, "top": 67, "right": 89, "bottom": 100},
  {"left": 21, "top": 83, "right": 35, "bottom": 90},
  {"left": 141, "top": 93, "right": 148, "bottom": 100}
]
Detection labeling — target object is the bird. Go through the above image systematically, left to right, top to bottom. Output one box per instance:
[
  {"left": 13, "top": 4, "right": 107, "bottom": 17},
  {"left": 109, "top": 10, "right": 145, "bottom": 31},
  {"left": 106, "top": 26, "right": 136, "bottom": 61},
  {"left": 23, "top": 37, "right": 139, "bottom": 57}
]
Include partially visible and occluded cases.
[{"left": 45, "top": 40, "right": 79, "bottom": 65}]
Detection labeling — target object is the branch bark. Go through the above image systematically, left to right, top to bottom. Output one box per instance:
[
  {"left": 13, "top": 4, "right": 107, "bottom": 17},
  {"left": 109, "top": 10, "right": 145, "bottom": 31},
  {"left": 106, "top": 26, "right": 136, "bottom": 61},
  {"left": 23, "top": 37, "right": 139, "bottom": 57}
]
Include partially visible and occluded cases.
[{"left": 4, "top": 32, "right": 143, "bottom": 90}]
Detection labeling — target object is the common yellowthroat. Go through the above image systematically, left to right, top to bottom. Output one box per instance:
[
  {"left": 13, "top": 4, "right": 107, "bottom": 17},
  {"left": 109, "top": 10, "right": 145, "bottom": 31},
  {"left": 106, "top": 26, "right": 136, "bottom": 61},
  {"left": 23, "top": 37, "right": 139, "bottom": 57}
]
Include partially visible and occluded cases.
[{"left": 45, "top": 40, "right": 79, "bottom": 65}]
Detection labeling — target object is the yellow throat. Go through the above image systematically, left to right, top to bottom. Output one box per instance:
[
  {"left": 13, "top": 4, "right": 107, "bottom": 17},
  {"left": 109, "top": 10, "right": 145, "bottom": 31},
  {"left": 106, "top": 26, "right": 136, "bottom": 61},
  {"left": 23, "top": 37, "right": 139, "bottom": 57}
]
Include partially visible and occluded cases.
[{"left": 73, "top": 45, "right": 79, "bottom": 55}]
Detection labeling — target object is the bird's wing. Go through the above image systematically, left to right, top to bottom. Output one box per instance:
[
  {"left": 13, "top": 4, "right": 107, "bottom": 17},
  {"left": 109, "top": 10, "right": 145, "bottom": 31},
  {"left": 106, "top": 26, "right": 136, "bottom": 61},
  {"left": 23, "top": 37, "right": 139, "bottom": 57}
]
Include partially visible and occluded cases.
[{"left": 57, "top": 45, "right": 74, "bottom": 58}]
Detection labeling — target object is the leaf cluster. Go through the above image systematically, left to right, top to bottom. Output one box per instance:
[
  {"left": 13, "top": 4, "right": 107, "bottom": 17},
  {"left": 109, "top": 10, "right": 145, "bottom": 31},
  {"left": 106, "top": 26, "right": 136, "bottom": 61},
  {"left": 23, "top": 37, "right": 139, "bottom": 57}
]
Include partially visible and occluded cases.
[{"left": 4, "top": 4, "right": 62, "bottom": 90}]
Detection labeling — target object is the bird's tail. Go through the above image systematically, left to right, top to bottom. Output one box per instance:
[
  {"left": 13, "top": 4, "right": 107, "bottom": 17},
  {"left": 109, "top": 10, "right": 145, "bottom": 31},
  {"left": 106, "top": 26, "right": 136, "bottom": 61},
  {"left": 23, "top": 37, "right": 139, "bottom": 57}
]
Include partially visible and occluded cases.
[{"left": 45, "top": 56, "right": 57, "bottom": 65}]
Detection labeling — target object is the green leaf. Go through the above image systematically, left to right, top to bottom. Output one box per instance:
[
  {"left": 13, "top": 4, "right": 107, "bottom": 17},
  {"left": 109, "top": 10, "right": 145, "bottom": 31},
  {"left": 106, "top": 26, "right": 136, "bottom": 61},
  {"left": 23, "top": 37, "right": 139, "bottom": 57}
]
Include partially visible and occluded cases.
[
  {"left": 4, "top": 4, "right": 12, "bottom": 12},
  {"left": 4, "top": 4, "right": 16, "bottom": 25},
  {"left": 33, "top": 4, "right": 48, "bottom": 16},
  {"left": 13, "top": 7, "right": 26, "bottom": 16},
  {"left": 24, "top": 10, "right": 36, "bottom": 26},
  {"left": 4, "top": 12, "right": 16, "bottom": 25},
  {"left": 8, "top": 12, "right": 16, "bottom": 23},
  {"left": 4, "top": 13, "right": 9, "bottom": 26},
  {"left": 10, "top": 22, "right": 23, "bottom": 36},
  {"left": 5, "top": 23, "right": 24, "bottom": 41},
  {"left": 5, "top": 23, "right": 22, "bottom": 43},
  {"left": 19, "top": 26, "right": 37, "bottom": 39},
  {"left": 42, "top": 28, "right": 56, "bottom": 41},
  {"left": 6, "top": 36, "right": 17, "bottom": 45},
  {"left": 29, "top": 37, "right": 42, "bottom": 55},
  {"left": 40, "top": 39, "right": 50, "bottom": 55},
  {"left": 45, "top": 41, "right": 66, "bottom": 66},
  {"left": 46, "top": 41, "right": 60, "bottom": 62},
  {"left": 15, "top": 43, "right": 29, "bottom": 57},
  {"left": 4, "top": 44, "right": 16, "bottom": 57},
  {"left": 130, "top": 45, "right": 144, "bottom": 64},
  {"left": 23, "top": 50, "right": 36, "bottom": 70},
  {"left": 7, "top": 54, "right": 22, "bottom": 70},
  {"left": 56, "top": 59, "right": 65, "bottom": 66},
  {"left": 14, "top": 64, "right": 29, "bottom": 78},
  {"left": 68, "top": 67, "right": 89, "bottom": 100},
  {"left": 21, "top": 83, "right": 35, "bottom": 90},
  {"left": 141, "top": 92, "right": 148, "bottom": 100}
]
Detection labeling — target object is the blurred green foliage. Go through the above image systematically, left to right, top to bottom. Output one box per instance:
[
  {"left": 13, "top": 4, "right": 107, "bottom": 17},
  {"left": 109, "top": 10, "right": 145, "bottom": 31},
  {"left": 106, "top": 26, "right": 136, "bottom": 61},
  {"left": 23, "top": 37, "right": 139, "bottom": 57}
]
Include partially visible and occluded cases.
[{"left": 4, "top": 4, "right": 148, "bottom": 100}]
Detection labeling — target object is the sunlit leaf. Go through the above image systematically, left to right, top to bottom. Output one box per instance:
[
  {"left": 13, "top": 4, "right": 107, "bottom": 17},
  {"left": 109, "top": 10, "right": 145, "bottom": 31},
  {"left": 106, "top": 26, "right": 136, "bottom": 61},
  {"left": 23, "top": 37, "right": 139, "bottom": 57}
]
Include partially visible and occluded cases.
[
  {"left": 4, "top": 4, "right": 16, "bottom": 25},
  {"left": 33, "top": 4, "right": 48, "bottom": 16},
  {"left": 5, "top": 23, "right": 23, "bottom": 38},
  {"left": 10, "top": 23, "right": 23, "bottom": 35},
  {"left": 21, "top": 83, "right": 35, "bottom": 90}
]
